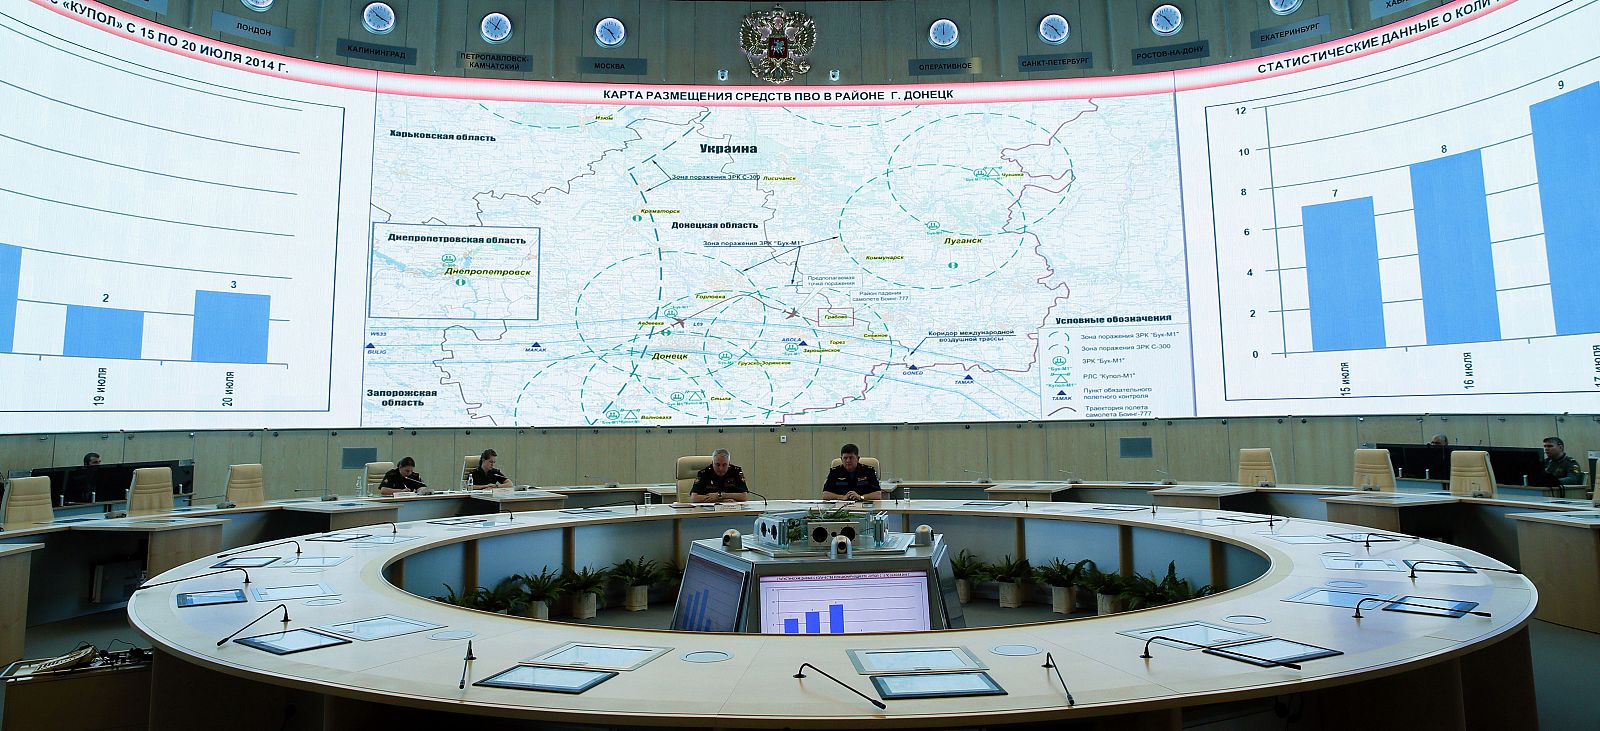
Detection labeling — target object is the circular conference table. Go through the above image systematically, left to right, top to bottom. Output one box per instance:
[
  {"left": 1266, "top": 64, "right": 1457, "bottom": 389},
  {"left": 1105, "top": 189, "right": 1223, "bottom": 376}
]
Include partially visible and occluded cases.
[{"left": 127, "top": 500, "right": 1537, "bottom": 730}]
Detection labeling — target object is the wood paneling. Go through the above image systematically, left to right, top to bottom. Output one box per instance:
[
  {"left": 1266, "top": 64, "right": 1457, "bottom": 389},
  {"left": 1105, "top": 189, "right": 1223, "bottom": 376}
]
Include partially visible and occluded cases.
[
  {"left": 1227, "top": 417, "right": 1296, "bottom": 483},
  {"left": 1291, "top": 417, "right": 1358, "bottom": 486},
  {"left": 1104, "top": 420, "right": 1166, "bottom": 481},
  {"left": 1166, "top": 420, "right": 1231, "bottom": 482},
  {"left": 1044, "top": 421, "right": 1108, "bottom": 481},
  {"left": 987, "top": 422, "right": 1047, "bottom": 480},
  {"left": 925, "top": 423, "right": 989, "bottom": 481},
  {"left": 259, "top": 430, "right": 327, "bottom": 500},
  {"left": 192, "top": 431, "right": 264, "bottom": 500}
]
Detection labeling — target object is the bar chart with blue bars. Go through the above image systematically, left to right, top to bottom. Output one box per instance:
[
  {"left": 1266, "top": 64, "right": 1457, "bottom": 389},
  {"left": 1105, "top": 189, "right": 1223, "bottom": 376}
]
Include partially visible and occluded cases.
[
  {"left": 1191, "top": 0, "right": 1600, "bottom": 412},
  {"left": 0, "top": 3, "right": 345, "bottom": 428},
  {"left": 758, "top": 572, "right": 931, "bottom": 634}
]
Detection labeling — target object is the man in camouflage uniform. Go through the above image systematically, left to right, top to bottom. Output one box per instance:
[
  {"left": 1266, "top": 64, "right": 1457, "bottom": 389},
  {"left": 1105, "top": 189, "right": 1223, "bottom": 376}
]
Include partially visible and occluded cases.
[{"left": 1541, "top": 436, "right": 1585, "bottom": 487}]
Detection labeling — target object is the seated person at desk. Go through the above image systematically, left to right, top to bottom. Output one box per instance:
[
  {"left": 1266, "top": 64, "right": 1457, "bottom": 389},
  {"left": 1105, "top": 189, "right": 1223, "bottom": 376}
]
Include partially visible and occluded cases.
[
  {"left": 1430, "top": 434, "right": 1449, "bottom": 447},
  {"left": 1541, "top": 436, "right": 1585, "bottom": 487},
  {"left": 822, "top": 443, "right": 881, "bottom": 501},
  {"left": 470, "top": 449, "right": 512, "bottom": 487},
  {"left": 691, "top": 449, "right": 748, "bottom": 503},
  {"left": 83, "top": 452, "right": 101, "bottom": 466},
  {"left": 379, "top": 457, "right": 427, "bottom": 495}
]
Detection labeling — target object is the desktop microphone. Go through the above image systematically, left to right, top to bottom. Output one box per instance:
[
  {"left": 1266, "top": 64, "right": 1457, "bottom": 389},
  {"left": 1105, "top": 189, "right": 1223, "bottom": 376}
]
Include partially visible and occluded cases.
[
  {"left": 962, "top": 469, "right": 992, "bottom": 484},
  {"left": 1058, "top": 469, "right": 1082, "bottom": 484},
  {"left": 1154, "top": 469, "right": 1176, "bottom": 486},
  {"left": 583, "top": 475, "right": 621, "bottom": 488},
  {"left": 293, "top": 486, "right": 339, "bottom": 502},
  {"left": 743, "top": 489, "right": 771, "bottom": 507},
  {"left": 187, "top": 494, "right": 237, "bottom": 509},
  {"left": 567, "top": 497, "right": 648, "bottom": 513},
  {"left": 497, "top": 508, "right": 516, "bottom": 522},
  {"left": 379, "top": 521, "right": 400, "bottom": 534},
  {"left": 1354, "top": 531, "right": 1417, "bottom": 549},
  {"left": 217, "top": 539, "right": 303, "bottom": 559},
  {"left": 1406, "top": 561, "right": 1521, "bottom": 579},
  {"left": 135, "top": 567, "right": 252, "bottom": 591},
  {"left": 1352, "top": 596, "right": 1491, "bottom": 619},
  {"left": 216, "top": 603, "right": 290, "bottom": 646},
  {"left": 1140, "top": 635, "right": 1302, "bottom": 670},
  {"left": 458, "top": 640, "right": 476, "bottom": 689},
  {"left": 1041, "top": 652, "right": 1075, "bottom": 707},
  {"left": 793, "top": 663, "right": 886, "bottom": 710}
]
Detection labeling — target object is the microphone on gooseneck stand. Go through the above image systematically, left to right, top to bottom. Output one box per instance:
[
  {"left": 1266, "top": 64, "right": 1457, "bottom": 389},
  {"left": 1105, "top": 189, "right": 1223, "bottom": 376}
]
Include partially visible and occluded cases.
[
  {"left": 962, "top": 469, "right": 992, "bottom": 484},
  {"left": 1058, "top": 469, "right": 1082, "bottom": 484},
  {"left": 1155, "top": 469, "right": 1176, "bottom": 485},
  {"left": 583, "top": 475, "right": 621, "bottom": 488},
  {"left": 743, "top": 489, "right": 770, "bottom": 508},
  {"left": 187, "top": 494, "right": 237, "bottom": 509},
  {"left": 567, "top": 497, "right": 648, "bottom": 513},
  {"left": 498, "top": 508, "right": 516, "bottom": 522},
  {"left": 1356, "top": 532, "right": 1417, "bottom": 549},
  {"left": 216, "top": 540, "right": 302, "bottom": 559},
  {"left": 1406, "top": 560, "right": 1520, "bottom": 579},
  {"left": 135, "top": 567, "right": 252, "bottom": 591},
  {"left": 1352, "top": 597, "right": 1491, "bottom": 619},
  {"left": 216, "top": 603, "right": 290, "bottom": 646},
  {"left": 1140, "top": 635, "right": 1302, "bottom": 669},
  {"left": 459, "top": 640, "right": 476, "bottom": 689},
  {"left": 1042, "top": 652, "right": 1075, "bottom": 706},
  {"left": 793, "top": 663, "right": 886, "bottom": 710}
]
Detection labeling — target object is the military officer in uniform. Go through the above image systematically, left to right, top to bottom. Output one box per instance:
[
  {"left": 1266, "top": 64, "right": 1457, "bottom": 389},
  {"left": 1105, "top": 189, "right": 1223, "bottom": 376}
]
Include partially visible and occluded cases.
[
  {"left": 1541, "top": 436, "right": 1585, "bottom": 487},
  {"left": 822, "top": 443, "right": 881, "bottom": 501},
  {"left": 691, "top": 448, "right": 749, "bottom": 503}
]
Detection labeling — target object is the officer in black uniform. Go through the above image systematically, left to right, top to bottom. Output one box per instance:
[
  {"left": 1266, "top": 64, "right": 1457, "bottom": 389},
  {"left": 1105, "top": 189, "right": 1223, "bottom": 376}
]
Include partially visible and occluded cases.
[
  {"left": 1541, "top": 436, "right": 1585, "bottom": 487},
  {"left": 822, "top": 443, "right": 881, "bottom": 501},
  {"left": 470, "top": 448, "right": 511, "bottom": 486},
  {"left": 691, "top": 449, "right": 748, "bottom": 503},
  {"left": 379, "top": 456, "right": 428, "bottom": 495}
]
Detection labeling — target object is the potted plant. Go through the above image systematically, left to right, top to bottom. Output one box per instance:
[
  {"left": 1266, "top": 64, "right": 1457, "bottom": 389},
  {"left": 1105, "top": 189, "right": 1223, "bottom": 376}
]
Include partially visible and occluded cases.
[
  {"left": 950, "top": 549, "right": 988, "bottom": 605},
  {"left": 988, "top": 555, "right": 1033, "bottom": 608},
  {"left": 611, "top": 556, "right": 667, "bottom": 611},
  {"left": 1034, "top": 558, "right": 1096, "bottom": 614},
  {"left": 1152, "top": 561, "right": 1214, "bottom": 606},
  {"left": 562, "top": 566, "right": 611, "bottom": 619},
  {"left": 515, "top": 567, "right": 563, "bottom": 619},
  {"left": 1082, "top": 568, "right": 1128, "bottom": 615},
  {"left": 1118, "top": 572, "right": 1165, "bottom": 611},
  {"left": 481, "top": 575, "right": 529, "bottom": 615},
  {"left": 433, "top": 584, "right": 484, "bottom": 608}
]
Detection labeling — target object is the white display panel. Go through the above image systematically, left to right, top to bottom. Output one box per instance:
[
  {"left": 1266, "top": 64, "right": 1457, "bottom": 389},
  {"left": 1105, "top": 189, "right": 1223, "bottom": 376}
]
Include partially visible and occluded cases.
[
  {"left": 1, "top": 0, "right": 1591, "bottom": 433},
  {"left": 759, "top": 571, "right": 931, "bottom": 634}
]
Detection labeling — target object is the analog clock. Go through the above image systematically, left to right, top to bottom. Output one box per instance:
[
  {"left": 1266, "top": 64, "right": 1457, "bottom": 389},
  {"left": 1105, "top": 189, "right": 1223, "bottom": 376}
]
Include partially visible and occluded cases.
[
  {"left": 240, "top": 0, "right": 272, "bottom": 12},
  {"left": 1269, "top": 0, "right": 1303, "bottom": 15},
  {"left": 361, "top": 2, "right": 395, "bottom": 35},
  {"left": 1150, "top": 4, "right": 1183, "bottom": 36},
  {"left": 481, "top": 12, "right": 512, "bottom": 44},
  {"left": 1038, "top": 14, "right": 1070, "bottom": 45},
  {"left": 594, "top": 17, "right": 626, "bottom": 48},
  {"left": 928, "top": 18, "right": 959, "bottom": 49}
]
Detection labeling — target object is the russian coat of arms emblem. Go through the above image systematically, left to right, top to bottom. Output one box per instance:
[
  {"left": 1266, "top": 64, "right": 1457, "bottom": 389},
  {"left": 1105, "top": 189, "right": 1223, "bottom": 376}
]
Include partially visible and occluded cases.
[{"left": 739, "top": 5, "right": 817, "bottom": 84}]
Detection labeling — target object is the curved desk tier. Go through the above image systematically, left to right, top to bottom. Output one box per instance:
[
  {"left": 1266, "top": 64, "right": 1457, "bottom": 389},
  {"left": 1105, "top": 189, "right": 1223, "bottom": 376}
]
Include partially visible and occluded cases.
[{"left": 128, "top": 501, "right": 1536, "bottom": 729}]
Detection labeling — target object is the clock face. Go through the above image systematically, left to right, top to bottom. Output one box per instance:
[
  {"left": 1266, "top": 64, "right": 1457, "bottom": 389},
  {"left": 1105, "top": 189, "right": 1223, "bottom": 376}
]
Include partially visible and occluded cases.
[
  {"left": 240, "top": 0, "right": 272, "bottom": 12},
  {"left": 1269, "top": 0, "right": 1303, "bottom": 14},
  {"left": 362, "top": 2, "right": 395, "bottom": 35},
  {"left": 1150, "top": 4, "right": 1183, "bottom": 36},
  {"left": 480, "top": 12, "right": 512, "bottom": 44},
  {"left": 1038, "top": 14, "right": 1070, "bottom": 45},
  {"left": 594, "top": 17, "right": 626, "bottom": 48},
  {"left": 928, "top": 18, "right": 959, "bottom": 49}
]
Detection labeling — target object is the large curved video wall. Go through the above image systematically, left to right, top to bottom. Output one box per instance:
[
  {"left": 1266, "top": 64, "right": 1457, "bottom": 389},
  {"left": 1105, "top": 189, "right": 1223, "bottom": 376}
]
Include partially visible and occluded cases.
[{"left": 0, "top": 0, "right": 1593, "bottom": 432}]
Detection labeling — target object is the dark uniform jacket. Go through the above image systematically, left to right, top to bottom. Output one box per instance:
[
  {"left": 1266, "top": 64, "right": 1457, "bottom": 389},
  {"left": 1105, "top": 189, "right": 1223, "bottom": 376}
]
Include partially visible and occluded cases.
[
  {"left": 1541, "top": 454, "right": 1585, "bottom": 486},
  {"left": 692, "top": 464, "right": 748, "bottom": 495},
  {"left": 822, "top": 464, "right": 880, "bottom": 496}
]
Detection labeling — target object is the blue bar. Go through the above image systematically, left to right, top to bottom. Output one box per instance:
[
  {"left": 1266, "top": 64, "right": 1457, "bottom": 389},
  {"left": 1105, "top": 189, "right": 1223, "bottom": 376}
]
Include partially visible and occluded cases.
[
  {"left": 1530, "top": 82, "right": 1600, "bottom": 335},
  {"left": 1410, "top": 150, "right": 1500, "bottom": 345},
  {"left": 1302, "top": 197, "right": 1386, "bottom": 350},
  {"left": 0, "top": 244, "right": 17, "bottom": 352},
  {"left": 191, "top": 290, "right": 270, "bottom": 363},
  {"left": 64, "top": 305, "right": 143, "bottom": 359},
  {"left": 688, "top": 590, "right": 704, "bottom": 631},
  {"left": 828, "top": 604, "right": 845, "bottom": 634},
  {"left": 804, "top": 611, "right": 820, "bottom": 634},
  {"left": 783, "top": 618, "right": 799, "bottom": 634}
]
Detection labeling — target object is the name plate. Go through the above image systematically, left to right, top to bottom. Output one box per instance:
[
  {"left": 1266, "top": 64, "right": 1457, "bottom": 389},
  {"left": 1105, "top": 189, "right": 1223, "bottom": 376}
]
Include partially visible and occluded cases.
[
  {"left": 121, "top": 0, "right": 168, "bottom": 14},
  {"left": 1371, "top": 0, "right": 1431, "bottom": 19},
  {"left": 212, "top": 10, "right": 295, "bottom": 47},
  {"left": 1252, "top": 15, "right": 1330, "bottom": 48},
  {"left": 336, "top": 38, "right": 417, "bottom": 66},
  {"left": 1131, "top": 39, "right": 1210, "bottom": 66},
  {"left": 459, "top": 51, "right": 532, "bottom": 72},
  {"left": 1017, "top": 52, "right": 1093, "bottom": 72},
  {"left": 579, "top": 56, "right": 646, "bottom": 75},
  {"left": 908, "top": 57, "right": 982, "bottom": 76}
]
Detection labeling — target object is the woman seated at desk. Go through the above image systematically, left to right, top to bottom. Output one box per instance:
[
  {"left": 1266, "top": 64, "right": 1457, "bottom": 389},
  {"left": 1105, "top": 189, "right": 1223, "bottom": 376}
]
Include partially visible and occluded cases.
[
  {"left": 470, "top": 449, "right": 512, "bottom": 487},
  {"left": 379, "top": 457, "right": 427, "bottom": 495}
]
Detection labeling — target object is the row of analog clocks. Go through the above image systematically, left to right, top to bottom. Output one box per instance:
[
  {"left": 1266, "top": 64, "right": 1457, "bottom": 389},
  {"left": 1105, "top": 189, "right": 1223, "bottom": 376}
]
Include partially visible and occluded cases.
[{"left": 323, "top": 0, "right": 1306, "bottom": 46}]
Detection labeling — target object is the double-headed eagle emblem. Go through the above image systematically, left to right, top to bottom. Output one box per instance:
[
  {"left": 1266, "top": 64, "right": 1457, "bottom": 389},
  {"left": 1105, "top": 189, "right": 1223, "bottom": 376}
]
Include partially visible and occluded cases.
[{"left": 740, "top": 5, "right": 817, "bottom": 84}]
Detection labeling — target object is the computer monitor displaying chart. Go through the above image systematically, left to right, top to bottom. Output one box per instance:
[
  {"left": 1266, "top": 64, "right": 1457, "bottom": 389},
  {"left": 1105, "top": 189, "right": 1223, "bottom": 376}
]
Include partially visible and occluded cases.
[
  {"left": 670, "top": 553, "right": 750, "bottom": 633},
  {"left": 757, "top": 571, "right": 931, "bottom": 635}
]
